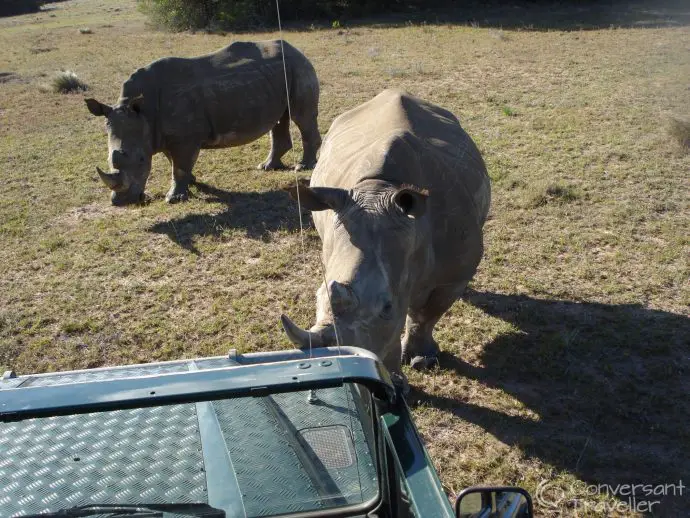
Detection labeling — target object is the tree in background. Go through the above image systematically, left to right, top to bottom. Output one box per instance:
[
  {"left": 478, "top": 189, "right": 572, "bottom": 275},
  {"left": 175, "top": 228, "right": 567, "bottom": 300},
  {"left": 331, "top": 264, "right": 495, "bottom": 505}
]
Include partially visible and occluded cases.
[{"left": 138, "top": 0, "right": 407, "bottom": 31}]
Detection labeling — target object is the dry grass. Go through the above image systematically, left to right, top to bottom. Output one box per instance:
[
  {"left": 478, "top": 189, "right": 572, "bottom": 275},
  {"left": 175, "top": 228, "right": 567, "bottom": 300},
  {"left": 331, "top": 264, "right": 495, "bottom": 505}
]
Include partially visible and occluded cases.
[{"left": 0, "top": 1, "right": 688, "bottom": 516}]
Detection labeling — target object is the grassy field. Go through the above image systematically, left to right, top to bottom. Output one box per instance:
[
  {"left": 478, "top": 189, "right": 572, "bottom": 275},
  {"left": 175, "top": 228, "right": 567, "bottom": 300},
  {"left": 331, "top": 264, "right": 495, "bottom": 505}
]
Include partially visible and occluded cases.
[{"left": 1, "top": 0, "right": 688, "bottom": 516}]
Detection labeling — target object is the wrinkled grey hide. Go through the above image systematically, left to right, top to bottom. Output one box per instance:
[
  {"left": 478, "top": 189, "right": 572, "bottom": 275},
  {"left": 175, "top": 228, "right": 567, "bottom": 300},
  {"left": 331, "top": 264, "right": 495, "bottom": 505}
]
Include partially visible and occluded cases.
[
  {"left": 85, "top": 40, "right": 320, "bottom": 205},
  {"left": 281, "top": 90, "right": 490, "bottom": 378}
]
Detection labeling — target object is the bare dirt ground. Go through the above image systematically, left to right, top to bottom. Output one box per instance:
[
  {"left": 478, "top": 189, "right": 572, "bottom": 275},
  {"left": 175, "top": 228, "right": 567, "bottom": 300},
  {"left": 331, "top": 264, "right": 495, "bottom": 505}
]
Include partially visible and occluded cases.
[{"left": 0, "top": 1, "right": 688, "bottom": 516}]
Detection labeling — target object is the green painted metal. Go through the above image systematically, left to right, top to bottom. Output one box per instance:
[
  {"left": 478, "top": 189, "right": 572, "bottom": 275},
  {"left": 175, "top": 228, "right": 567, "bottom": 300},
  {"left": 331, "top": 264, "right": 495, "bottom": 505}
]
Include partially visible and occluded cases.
[
  {"left": 1, "top": 348, "right": 462, "bottom": 517},
  {"left": 381, "top": 401, "right": 455, "bottom": 518}
]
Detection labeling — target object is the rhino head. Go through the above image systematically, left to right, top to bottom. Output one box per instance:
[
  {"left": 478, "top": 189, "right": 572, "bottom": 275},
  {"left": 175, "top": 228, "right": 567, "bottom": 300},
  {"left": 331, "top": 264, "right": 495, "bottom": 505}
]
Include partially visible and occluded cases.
[
  {"left": 85, "top": 95, "right": 152, "bottom": 205},
  {"left": 281, "top": 179, "right": 429, "bottom": 373}
]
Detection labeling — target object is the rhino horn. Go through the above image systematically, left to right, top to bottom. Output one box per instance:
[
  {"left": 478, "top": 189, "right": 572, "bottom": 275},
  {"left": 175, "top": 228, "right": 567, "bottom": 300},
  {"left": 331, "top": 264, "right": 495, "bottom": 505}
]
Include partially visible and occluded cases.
[
  {"left": 96, "top": 166, "right": 124, "bottom": 190},
  {"left": 280, "top": 315, "right": 336, "bottom": 349}
]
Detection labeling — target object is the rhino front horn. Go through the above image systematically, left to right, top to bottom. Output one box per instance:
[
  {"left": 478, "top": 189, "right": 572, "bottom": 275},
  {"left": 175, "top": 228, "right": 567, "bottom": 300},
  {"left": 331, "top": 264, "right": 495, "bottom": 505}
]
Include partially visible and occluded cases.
[
  {"left": 96, "top": 166, "right": 123, "bottom": 190},
  {"left": 280, "top": 315, "right": 335, "bottom": 349}
]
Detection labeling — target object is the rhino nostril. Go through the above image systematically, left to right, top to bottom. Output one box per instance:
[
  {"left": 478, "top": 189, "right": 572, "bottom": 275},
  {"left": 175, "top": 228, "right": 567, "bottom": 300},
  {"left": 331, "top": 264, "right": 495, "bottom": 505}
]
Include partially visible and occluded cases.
[{"left": 111, "top": 150, "right": 127, "bottom": 168}]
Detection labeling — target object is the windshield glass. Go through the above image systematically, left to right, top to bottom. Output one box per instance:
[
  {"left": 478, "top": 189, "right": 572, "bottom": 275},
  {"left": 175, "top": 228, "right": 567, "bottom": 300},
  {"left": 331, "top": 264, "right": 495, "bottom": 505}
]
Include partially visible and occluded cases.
[{"left": 0, "top": 383, "right": 379, "bottom": 518}]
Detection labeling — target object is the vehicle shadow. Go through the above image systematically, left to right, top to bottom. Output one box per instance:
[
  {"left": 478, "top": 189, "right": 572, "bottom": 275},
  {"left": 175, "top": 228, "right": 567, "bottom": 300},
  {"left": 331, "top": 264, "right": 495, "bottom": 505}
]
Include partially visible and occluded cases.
[
  {"left": 147, "top": 181, "right": 312, "bottom": 255},
  {"left": 410, "top": 290, "right": 689, "bottom": 514}
]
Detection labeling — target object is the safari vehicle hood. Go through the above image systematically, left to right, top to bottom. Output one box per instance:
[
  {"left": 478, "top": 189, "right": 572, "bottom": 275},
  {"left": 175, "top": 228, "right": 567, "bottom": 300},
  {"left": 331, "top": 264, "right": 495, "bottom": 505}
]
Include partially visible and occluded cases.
[{"left": 0, "top": 348, "right": 397, "bottom": 518}]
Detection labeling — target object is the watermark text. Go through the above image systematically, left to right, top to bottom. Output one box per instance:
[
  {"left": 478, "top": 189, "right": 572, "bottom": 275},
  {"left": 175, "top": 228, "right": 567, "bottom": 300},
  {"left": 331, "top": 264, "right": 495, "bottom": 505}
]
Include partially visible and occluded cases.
[{"left": 536, "top": 479, "right": 684, "bottom": 513}]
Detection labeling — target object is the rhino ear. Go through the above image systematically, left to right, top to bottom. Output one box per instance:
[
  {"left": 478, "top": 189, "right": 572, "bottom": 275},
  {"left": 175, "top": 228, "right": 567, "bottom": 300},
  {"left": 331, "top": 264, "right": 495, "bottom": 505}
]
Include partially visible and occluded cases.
[
  {"left": 85, "top": 98, "right": 112, "bottom": 117},
  {"left": 284, "top": 182, "right": 348, "bottom": 212},
  {"left": 394, "top": 186, "right": 428, "bottom": 218}
]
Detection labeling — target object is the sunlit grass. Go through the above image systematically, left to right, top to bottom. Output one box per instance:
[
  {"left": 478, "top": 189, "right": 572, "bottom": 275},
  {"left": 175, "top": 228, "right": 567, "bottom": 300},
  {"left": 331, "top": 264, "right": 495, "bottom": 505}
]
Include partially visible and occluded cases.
[{"left": 0, "top": 1, "right": 688, "bottom": 516}]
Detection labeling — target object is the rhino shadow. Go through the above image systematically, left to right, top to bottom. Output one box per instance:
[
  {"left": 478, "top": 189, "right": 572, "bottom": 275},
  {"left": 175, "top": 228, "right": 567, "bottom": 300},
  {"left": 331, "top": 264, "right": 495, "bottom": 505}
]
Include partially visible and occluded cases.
[
  {"left": 0, "top": 0, "right": 68, "bottom": 17},
  {"left": 147, "top": 182, "right": 312, "bottom": 255},
  {"left": 410, "top": 290, "right": 689, "bottom": 515}
]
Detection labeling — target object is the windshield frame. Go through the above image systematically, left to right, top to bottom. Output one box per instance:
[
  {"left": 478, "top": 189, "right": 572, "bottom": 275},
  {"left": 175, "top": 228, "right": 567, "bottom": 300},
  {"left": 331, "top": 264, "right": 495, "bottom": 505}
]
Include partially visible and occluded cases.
[{"left": 0, "top": 347, "right": 396, "bottom": 423}]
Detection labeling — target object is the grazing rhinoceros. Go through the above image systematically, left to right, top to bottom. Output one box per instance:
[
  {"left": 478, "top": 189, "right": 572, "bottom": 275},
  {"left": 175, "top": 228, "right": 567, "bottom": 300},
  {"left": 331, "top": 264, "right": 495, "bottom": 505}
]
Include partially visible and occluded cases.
[
  {"left": 85, "top": 40, "right": 320, "bottom": 205},
  {"left": 281, "top": 89, "right": 490, "bottom": 378}
]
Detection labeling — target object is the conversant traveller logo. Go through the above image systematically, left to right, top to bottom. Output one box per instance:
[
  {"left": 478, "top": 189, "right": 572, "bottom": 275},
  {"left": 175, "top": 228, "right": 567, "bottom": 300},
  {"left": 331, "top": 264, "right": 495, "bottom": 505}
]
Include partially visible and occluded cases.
[{"left": 535, "top": 479, "right": 685, "bottom": 513}]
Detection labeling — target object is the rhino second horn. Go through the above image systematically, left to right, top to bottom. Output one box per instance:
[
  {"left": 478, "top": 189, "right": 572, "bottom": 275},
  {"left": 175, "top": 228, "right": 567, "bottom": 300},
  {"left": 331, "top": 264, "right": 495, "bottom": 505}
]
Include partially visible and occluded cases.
[
  {"left": 96, "top": 166, "right": 123, "bottom": 190},
  {"left": 328, "top": 280, "right": 359, "bottom": 313},
  {"left": 280, "top": 315, "right": 335, "bottom": 349}
]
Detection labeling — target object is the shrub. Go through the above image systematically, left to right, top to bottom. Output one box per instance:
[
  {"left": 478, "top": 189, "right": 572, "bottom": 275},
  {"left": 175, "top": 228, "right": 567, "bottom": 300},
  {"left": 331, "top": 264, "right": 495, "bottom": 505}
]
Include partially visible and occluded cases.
[
  {"left": 137, "top": 0, "right": 407, "bottom": 31},
  {"left": 139, "top": 0, "right": 278, "bottom": 31},
  {"left": 49, "top": 71, "right": 88, "bottom": 94},
  {"left": 668, "top": 116, "right": 690, "bottom": 150}
]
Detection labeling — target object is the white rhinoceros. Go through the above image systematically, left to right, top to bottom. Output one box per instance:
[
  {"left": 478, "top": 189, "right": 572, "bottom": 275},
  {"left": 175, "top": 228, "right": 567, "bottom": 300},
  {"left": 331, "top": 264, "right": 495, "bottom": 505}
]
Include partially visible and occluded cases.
[
  {"left": 85, "top": 40, "right": 320, "bottom": 205},
  {"left": 281, "top": 89, "right": 490, "bottom": 378}
]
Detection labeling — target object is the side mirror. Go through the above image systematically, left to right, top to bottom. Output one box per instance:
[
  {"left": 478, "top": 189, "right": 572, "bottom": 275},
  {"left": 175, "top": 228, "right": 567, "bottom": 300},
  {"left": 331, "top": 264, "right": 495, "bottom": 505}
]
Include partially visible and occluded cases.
[{"left": 456, "top": 486, "right": 534, "bottom": 518}]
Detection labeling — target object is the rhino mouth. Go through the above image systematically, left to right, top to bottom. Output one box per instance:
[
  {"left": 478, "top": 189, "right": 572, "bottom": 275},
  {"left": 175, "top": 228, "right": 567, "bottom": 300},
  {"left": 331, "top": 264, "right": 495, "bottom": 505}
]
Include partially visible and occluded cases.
[
  {"left": 96, "top": 166, "right": 147, "bottom": 206},
  {"left": 111, "top": 190, "right": 147, "bottom": 206}
]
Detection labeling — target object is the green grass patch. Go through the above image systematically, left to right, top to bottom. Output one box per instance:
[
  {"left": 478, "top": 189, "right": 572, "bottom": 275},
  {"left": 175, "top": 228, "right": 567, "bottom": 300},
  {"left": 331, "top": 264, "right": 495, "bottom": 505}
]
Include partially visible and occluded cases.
[
  {"left": 501, "top": 105, "right": 516, "bottom": 117},
  {"left": 523, "top": 182, "right": 581, "bottom": 208},
  {"left": 61, "top": 319, "right": 101, "bottom": 335}
]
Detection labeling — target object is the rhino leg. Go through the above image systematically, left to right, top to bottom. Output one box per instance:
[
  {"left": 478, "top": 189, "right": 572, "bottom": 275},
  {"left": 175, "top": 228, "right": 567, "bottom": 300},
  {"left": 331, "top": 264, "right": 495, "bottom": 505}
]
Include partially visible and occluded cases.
[
  {"left": 258, "top": 109, "right": 291, "bottom": 171},
  {"left": 293, "top": 111, "right": 321, "bottom": 171},
  {"left": 165, "top": 147, "right": 199, "bottom": 204},
  {"left": 402, "top": 281, "right": 469, "bottom": 370}
]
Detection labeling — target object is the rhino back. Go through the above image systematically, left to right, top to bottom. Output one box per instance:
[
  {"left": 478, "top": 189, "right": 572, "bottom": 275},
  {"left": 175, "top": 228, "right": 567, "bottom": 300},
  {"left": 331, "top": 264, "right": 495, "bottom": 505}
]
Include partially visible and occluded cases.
[
  {"left": 120, "top": 40, "right": 315, "bottom": 150},
  {"left": 312, "top": 89, "right": 491, "bottom": 284}
]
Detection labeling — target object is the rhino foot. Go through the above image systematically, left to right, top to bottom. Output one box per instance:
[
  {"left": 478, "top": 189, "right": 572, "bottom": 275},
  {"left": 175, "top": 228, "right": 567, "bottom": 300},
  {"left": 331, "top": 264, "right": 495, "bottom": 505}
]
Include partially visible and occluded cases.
[
  {"left": 257, "top": 159, "right": 287, "bottom": 171},
  {"left": 295, "top": 160, "right": 317, "bottom": 172},
  {"left": 165, "top": 188, "right": 189, "bottom": 204},
  {"left": 402, "top": 331, "right": 440, "bottom": 370},
  {"left": 409, "top": 355, "right": 439, "bottom": 371}
]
